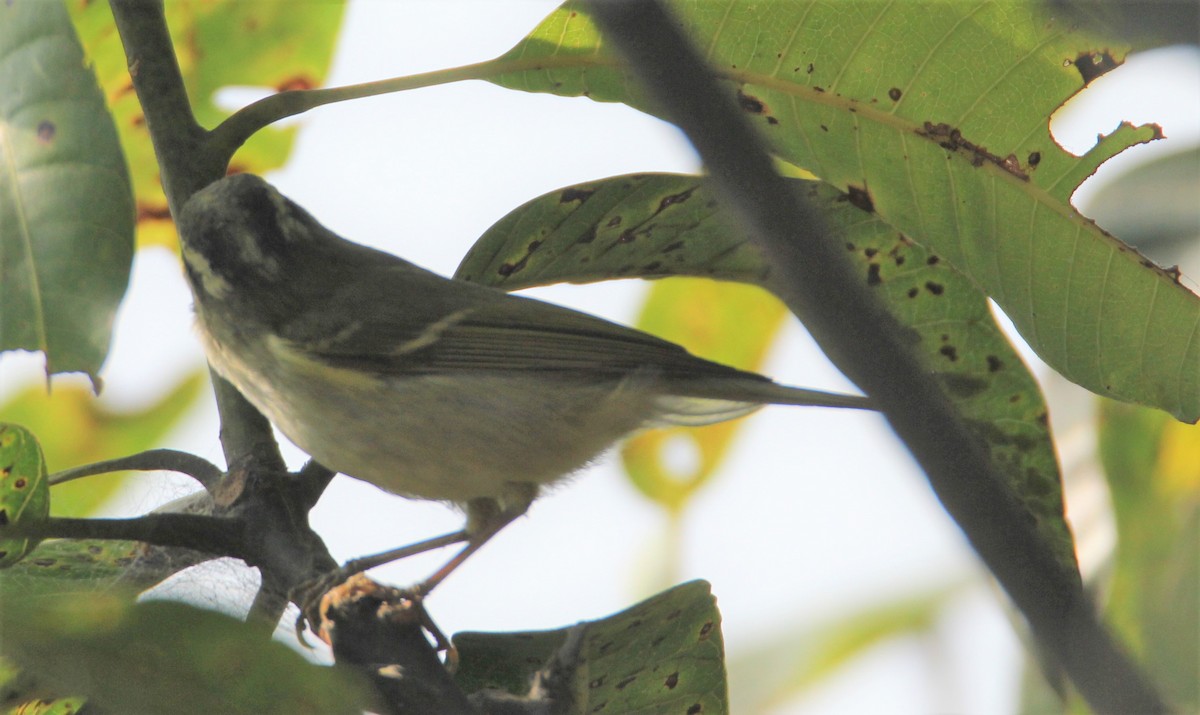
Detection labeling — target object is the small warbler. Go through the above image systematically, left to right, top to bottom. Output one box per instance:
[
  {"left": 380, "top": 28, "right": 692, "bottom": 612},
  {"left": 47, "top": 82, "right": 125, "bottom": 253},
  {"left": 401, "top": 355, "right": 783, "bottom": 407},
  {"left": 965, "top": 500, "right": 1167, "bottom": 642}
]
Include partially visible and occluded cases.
[{"left": 177, "top": 174, "right": 871, "bottom": 580}]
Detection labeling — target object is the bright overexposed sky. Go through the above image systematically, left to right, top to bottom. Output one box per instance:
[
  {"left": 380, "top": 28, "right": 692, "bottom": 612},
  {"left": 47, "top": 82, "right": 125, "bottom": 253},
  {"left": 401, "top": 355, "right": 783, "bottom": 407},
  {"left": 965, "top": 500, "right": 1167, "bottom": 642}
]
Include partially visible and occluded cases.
[{"left": 1, "top": 3, "right": 1196, "bottom": 713}]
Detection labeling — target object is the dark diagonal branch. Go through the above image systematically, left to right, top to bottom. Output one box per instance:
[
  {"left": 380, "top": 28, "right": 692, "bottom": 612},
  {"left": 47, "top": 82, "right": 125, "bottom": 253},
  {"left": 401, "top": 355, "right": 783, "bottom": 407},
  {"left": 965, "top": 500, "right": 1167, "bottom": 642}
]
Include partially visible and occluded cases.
[
  {"left": 109, "top": 0, "right": 282, "bottom": 474},
  {"left": 583, "top": 2, "right": 1168, "bottom": 713}
]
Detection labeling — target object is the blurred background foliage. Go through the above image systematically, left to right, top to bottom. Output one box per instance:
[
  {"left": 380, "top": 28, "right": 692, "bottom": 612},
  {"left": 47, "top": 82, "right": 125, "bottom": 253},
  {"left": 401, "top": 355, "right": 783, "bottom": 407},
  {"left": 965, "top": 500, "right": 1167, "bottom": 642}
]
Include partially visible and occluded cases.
[{"left": 0, "top": 1, "right": 1196, "bottom": 712}]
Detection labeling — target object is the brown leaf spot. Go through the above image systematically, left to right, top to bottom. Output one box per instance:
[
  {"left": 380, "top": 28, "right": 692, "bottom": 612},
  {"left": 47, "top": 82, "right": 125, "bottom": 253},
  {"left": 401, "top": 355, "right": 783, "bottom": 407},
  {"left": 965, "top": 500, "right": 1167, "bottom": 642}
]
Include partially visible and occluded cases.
[
  {"left": 1073, "top": 51, "right": 1119, "bottom": 85},
  {"left": 807, "top": 63, "right": 815, "bottom": 74},
  {"left": 275, "top": 75, "right": 316, "bottom": 92},
  {"left": 888, "top": 87, "right": 902, "bottom": 101},
  {"left": 737, "top": 90, "right": 766, "bottom": 114},
  {"left": 37, "top": 120, "right": 56, "bottom": 143},
  {"left": 820, "top": 124, "right": 829, "bottom": 132},
  {"left": 1027, "top": 151, "right": 1041, "bottom": 167},
  {"left": 846, "top": 184, "right": 874, "bottom": 213},
  {"left": 561, "top": 187, "right": 596, "bottom": 204},
  {"left": 658, "top": 189, "right": 695, "bottom": 212},
  {"left": 136, "top": 202, "right": 172, "bottom": 222},
  {"left": 605, "top": 215, "right": 622, "bottom": 228},
  {"left": 577, "top": 225, "right": 597, "bottom": 244},
  {"left": 926, "top": 255, "right": 940, "bottom": 266},
  {"left": 866, "top": 263, "right": 882, "bottom": 286},
  {"left": 924, "top": 281, "right": 945, "bottom": 295},
  {"left": 906, "top": 287, "right": 919, "bottom": 298},
  {"left": 939, "top": 345, "right": 959, "bottom": 361},
  {"left": 986, "top": 355, "right": 1004, "bottom": 372},
  {"left": 13, "top": 478, "right": 27, "bottom": 489},
  {"left": 0, "top": 509, "right": 8, "bottom": 526},
  {"left": 699, "top": 621, "right": 714, "bottom": 639},
  {"left": 665, "top": 672, "right": 679, "bottom": 689},
  {"left": 616, "top": 675, "right": 637, "bottom": 690},
  {"left": 687, "top": 705, "right": 703, "bottom": 715}
]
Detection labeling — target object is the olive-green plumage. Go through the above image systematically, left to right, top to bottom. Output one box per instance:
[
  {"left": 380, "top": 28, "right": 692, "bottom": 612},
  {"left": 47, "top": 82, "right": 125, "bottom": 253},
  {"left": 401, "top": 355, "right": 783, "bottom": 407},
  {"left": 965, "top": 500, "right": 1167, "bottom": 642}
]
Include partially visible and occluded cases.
[{"left": 178, "top": 174, "right": 870, "bottom": 509}]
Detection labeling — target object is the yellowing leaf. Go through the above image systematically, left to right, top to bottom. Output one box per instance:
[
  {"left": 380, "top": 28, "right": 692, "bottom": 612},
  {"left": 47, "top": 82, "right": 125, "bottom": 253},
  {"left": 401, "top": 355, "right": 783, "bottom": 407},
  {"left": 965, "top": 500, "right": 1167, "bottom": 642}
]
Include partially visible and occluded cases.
[
  {"left": 68, "top": 1, "right": 346, "bottom": 250},
  {"left": 622, "top": 279, "right": 787, "bottom": 510}
]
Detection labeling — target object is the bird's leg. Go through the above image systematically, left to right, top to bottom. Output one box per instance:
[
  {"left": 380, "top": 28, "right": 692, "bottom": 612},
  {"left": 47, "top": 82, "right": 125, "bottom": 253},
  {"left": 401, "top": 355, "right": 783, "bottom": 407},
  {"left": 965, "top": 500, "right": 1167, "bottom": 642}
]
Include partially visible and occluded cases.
[
  {"left": 293, "top": 483, "right": 537, "bottom": 641},
  {"left": 411, "top": 484, "right": 536, "bottom": 598},
  {"left": 333, "top": 529, "right": 470, "bottom": 579}
]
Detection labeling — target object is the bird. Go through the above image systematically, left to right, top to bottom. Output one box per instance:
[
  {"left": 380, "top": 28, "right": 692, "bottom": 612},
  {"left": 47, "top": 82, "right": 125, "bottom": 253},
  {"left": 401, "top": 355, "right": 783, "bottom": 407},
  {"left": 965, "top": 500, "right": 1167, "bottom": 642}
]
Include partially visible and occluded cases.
[{"left": 176, "top": 173, "right": 872, "bottom": 592}]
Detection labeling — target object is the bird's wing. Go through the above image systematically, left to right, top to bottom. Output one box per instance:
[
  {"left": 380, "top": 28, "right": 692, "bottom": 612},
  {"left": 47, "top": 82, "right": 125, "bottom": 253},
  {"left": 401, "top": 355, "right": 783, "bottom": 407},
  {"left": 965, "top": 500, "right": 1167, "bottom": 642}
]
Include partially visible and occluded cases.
[{"left": 277, "top": 263, "right": 760, "bottom": 383}]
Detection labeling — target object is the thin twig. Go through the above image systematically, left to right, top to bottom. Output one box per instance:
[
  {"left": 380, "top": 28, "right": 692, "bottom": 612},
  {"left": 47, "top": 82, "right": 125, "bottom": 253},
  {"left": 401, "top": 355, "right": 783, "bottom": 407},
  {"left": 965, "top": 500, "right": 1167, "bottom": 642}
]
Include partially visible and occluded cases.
[{"left": 49, "top": 449, "right": 223, "bottom": 490}]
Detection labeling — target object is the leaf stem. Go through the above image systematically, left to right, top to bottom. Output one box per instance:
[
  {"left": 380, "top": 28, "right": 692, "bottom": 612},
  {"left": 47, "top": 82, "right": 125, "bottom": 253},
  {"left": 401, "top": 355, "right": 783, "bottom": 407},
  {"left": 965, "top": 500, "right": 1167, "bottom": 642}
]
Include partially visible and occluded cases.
[
  {"left": 211, "top": 60, "right": 498, "bottom": 160},
  {"left": 49, "top": 449, "right": 223, "bottom": 491}
]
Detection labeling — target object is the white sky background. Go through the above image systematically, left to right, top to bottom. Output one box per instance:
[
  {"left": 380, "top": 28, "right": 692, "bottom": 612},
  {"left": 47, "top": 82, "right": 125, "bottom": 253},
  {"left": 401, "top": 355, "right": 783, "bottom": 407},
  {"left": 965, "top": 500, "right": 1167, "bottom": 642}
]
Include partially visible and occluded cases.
[{"left": 2, "top": 2, "right": 1197, "bottom": 713}]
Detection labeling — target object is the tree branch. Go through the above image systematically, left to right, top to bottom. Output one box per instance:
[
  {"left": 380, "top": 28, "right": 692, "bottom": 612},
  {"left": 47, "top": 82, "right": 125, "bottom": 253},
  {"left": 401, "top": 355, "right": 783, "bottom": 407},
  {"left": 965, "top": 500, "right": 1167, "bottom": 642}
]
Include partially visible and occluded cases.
[
  {"left": 109, "top": 0, "right": 286, "bottom": 476},
  {"left": 582, "top": 2, "right": 1168, "bottom": 713},
  {"left": 20, "top": 514, "right": 247, "bottom": 558}
]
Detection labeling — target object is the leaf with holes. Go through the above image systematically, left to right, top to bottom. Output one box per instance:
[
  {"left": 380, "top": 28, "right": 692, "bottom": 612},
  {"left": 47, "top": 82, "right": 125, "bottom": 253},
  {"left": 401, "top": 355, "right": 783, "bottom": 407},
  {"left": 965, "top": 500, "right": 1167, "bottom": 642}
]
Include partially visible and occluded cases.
[
  {"left": 486, "top": 0, "right": 1199, "bottom": 422},
  {"left": 0, "top": 1, "right": 134, "bottom": 383},
  {"left": 460, "top": 173, "right": 1077, "bottom": 571},
  {"left": 0, "top": 424, "right": 49, "bottom": 568},
  {"left": 454, "top": 580, "right": 727, "bottom": 714}
]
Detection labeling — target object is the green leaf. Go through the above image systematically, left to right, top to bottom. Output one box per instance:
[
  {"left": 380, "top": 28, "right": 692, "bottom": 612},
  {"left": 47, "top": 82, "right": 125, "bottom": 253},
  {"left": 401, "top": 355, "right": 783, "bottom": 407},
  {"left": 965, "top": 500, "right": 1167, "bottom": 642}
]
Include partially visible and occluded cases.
[
  {"left": 0, "top": 0, "right": 134, "bottom": 383},
  {"left": 68, "top": 0, "right": 347, "bottom": 250},
  {"left": 486, "top": 0, "right": 1200, "bottom": 422},
  {"left": 460, "top": 174, "right": 1077, "bottom": 570},
  {"left": 0, "top": 368, "right": 207, "bottom": 516},
  {"left": 1096, "top": 402, "right": 1200, "bottom": 709},
  {"left": 0, "top": 424, "right": 49, "bottom": 568},
  {"left": 454, "top": 580, "right": 727, "bottom": 714},
  {"left": 0, "top": 595, "right": 373, "bottom": 715}
]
